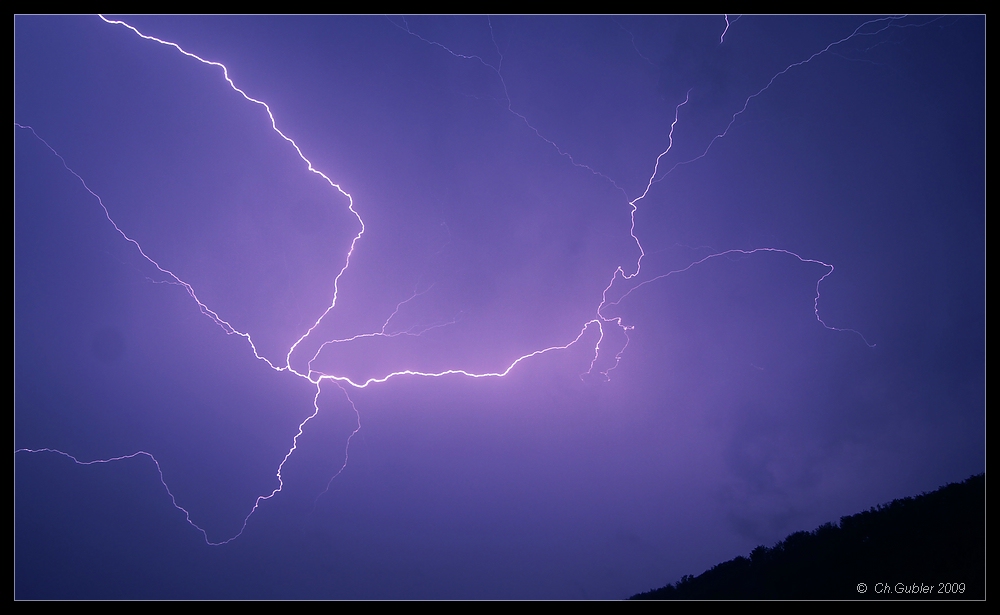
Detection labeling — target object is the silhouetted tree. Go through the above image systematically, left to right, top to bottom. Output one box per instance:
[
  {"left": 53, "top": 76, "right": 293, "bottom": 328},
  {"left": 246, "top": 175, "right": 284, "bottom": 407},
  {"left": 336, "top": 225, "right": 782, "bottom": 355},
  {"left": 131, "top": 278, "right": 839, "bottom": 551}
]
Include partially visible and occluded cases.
[{"left": 631, "top": 474, "right": 984, "bottom": 600}]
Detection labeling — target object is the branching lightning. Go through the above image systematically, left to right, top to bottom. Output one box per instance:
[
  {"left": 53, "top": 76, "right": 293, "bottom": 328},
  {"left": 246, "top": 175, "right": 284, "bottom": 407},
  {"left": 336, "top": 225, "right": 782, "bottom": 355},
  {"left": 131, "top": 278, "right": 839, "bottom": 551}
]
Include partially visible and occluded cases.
[
  {"left": 16, "top": 15, "right": 905, "bottom": 545},
  {"left": 653, "top": 15, "right": 923, "bottom": 182}
]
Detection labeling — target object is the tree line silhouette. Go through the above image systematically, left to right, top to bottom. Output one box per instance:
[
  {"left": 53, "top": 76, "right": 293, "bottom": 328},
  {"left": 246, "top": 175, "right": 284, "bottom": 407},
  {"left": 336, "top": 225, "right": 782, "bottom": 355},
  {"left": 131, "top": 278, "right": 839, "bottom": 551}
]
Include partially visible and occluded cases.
[{"left": 631, "top": 474, "right": 984, "bottom": 600}]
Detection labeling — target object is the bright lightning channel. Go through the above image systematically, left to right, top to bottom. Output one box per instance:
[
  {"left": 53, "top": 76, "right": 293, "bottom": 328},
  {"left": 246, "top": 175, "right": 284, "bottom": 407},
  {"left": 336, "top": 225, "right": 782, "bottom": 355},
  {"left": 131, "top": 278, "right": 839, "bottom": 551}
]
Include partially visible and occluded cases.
[{"left": 16, "top": 15, "right": 889, "bottom": 545}]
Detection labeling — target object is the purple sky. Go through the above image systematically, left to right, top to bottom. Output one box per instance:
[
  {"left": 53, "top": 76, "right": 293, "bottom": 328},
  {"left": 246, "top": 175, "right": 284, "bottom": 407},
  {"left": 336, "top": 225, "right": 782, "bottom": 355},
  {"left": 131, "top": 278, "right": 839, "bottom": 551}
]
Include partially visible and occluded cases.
[{"left": 15, "top": 15, "right": 984, "bottom": 599}]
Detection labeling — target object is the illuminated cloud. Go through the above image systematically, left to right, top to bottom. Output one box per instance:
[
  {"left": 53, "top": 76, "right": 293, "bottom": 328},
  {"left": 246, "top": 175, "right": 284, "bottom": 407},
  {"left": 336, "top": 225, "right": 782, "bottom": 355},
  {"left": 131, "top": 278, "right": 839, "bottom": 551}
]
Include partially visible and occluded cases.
[{"left": 15, "top": 15, "right": 983, "bottom": 599}]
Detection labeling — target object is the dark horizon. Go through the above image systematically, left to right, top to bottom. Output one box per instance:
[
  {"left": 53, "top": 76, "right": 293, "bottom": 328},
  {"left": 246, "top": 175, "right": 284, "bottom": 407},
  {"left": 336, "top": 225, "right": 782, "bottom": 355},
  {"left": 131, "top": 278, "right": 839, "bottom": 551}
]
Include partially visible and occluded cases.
[
  {"left": 15, "top": 15, "right": 984, "bottom": 599},
  {"left": 632, "top": 473, "right": 985, "bottom": 600}
]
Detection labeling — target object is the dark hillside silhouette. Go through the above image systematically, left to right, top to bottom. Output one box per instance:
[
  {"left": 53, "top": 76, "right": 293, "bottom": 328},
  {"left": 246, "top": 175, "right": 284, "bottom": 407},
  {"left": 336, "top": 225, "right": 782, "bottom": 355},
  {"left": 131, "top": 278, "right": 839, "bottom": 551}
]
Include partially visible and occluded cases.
[{"left": 631, "top": 474, "right": 984, "bottom": 600}]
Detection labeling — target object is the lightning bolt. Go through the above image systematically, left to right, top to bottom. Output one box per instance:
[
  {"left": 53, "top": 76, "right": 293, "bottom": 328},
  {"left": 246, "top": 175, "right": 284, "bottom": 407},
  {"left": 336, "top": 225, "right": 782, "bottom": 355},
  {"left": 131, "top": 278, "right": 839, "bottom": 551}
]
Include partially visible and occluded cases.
[
  {"left": 16, "top": 15, "right": 907, "bottom": 545},
  {"left": 652, "top": 15, "right": 941, "bottom": 182},
  {"left": 614, "top": 18, "right": 658, "bottom": 67}
]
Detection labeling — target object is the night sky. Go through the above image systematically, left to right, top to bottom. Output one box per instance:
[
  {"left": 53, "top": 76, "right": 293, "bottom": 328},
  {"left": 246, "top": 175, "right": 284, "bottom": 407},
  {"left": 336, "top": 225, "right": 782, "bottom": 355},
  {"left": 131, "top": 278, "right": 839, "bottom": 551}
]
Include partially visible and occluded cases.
[{"left": 15, "top": 15, "right": 984, "bottom": 599}]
